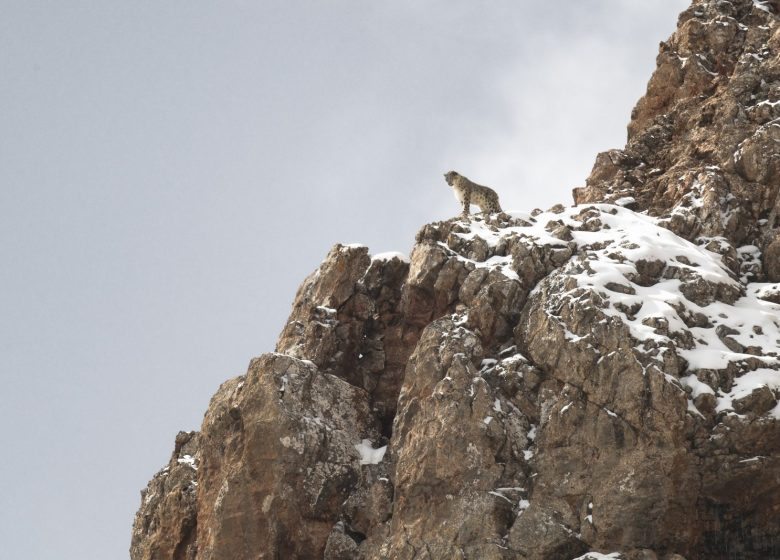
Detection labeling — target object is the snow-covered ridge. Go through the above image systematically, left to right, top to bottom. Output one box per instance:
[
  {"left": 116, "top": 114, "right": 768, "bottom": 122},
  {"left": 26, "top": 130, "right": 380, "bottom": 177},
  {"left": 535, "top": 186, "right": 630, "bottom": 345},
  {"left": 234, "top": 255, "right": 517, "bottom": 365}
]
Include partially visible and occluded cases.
[
  {"left": 448, "top": 203, "right": 780, "bottom": 419},
  {"left": 371, "top": 251, "right": 410, "bottom": 263}
]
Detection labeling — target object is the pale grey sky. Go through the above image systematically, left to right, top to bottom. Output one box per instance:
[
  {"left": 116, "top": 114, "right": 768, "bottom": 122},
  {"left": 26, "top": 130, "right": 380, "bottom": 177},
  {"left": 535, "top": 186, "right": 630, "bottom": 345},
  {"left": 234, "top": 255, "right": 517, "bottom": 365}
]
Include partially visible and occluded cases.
[{"left": 0, "top": 1, "right": 687, "bottom": 558}]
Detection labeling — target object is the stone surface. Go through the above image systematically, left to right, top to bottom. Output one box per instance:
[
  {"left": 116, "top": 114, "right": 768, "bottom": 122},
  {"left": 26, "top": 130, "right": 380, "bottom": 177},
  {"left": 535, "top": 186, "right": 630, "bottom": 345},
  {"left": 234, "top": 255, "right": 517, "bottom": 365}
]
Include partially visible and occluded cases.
[
  {"left": 574, "top": 0, "right": 780, "bottom": 256},
  {"left": 132, "top": 2, "right": 780, "bottom": 559},
  {"left": 130, "top": 431, "right": 199, "bottom": 560}
]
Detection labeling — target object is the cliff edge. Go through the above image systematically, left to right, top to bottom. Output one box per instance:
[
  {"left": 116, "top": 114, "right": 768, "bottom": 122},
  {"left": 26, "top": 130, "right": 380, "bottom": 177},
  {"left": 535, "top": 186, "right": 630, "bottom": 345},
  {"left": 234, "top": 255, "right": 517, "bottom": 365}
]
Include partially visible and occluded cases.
[{"left": 131, "top": 1, "right": 780, "bottom": 559}]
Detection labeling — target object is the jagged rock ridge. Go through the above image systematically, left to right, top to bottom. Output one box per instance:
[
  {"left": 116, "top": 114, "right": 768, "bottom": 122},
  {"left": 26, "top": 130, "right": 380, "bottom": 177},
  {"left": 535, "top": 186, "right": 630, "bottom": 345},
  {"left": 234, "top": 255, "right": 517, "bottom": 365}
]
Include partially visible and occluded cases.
[{"left": 131, "top": 1, "right": 780, "bottom": 559}]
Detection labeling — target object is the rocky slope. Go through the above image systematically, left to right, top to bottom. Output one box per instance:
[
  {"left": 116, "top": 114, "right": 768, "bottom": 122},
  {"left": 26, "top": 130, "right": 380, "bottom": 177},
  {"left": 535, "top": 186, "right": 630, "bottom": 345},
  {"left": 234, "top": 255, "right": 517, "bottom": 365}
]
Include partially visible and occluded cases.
[{"left": 131, "top": 1, "right": 780, "bottom": 559}]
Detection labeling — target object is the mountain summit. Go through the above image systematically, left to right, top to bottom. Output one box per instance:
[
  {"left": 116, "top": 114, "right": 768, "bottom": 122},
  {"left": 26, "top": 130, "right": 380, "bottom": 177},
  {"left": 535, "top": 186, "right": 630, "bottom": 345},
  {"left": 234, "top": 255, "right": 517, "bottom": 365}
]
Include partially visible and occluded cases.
[{"left": 131, "top": 2, "right": 780, "bottom": 559}]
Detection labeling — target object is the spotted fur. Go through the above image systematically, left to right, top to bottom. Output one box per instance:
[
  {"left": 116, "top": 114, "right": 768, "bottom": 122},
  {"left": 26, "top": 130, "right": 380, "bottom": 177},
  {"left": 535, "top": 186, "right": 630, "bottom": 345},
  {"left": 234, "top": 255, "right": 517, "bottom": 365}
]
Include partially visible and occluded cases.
[{"left": 443, "top": 171, "right": 503, "bottom": 216}]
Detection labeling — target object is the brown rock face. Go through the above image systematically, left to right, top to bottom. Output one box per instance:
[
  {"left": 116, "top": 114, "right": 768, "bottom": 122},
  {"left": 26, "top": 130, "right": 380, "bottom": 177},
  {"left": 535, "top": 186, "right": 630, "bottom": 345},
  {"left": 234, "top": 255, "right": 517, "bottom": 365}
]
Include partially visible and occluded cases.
[
  {"left": 574, "top": 0, "right": 780, "bottom": 254},
  {"left": 132, "top": 2, "right": 780, "bottom": 559},
  {"left": 276, "top": 244, "right": 418, "bottom": 432},
  {"left": 195, "top": 354, "right": 385, "bottom": 559},
  {"left": 131, "top": 431, "right": 199, "bottom": 560}
]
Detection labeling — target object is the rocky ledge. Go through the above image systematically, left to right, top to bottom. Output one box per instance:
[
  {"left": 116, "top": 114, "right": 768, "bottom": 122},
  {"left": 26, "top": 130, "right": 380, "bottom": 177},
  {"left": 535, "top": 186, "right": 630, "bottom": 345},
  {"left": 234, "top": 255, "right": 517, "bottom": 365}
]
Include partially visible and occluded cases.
[{"left": 132, "top": 203, "right": 780, "bottom": 559}]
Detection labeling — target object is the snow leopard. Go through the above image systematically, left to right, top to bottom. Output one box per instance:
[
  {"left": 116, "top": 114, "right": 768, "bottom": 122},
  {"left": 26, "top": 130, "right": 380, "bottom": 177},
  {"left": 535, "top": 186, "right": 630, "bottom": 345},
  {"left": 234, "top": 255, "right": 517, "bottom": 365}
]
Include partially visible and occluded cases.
[{"left": 443, "top": 171, "right": 503, "bottom": 216}]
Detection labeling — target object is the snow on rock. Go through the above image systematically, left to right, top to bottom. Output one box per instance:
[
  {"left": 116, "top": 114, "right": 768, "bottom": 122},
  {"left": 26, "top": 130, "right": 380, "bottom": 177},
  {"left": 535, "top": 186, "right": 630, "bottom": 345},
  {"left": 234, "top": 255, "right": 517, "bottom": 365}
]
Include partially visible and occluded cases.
[
  {"left": 753, "top": 0, "right": 774, "bottom": 13},
  {"left": 449, "top": 203, "right": 780, "bottom": 419},
  {"left": 371, "top": 251, "right": 410, "bottom": 263},
  {"left": 751, "top": 282, "right": 780, "bottom": 304},
  {"left": 715, "top": 368, "right": 780, "bottom": 415},
  {"left": 680, "top": 373, "right": 716, "bottom": 399},
  {"left": 354, "top": 439, "right": 387, "bottom": 465},
  {"left": 176, "top": 454, "right": 198, "bottom": 470},
  {"left": 571, "top": 553, "right": 622, "bottom": 560}
]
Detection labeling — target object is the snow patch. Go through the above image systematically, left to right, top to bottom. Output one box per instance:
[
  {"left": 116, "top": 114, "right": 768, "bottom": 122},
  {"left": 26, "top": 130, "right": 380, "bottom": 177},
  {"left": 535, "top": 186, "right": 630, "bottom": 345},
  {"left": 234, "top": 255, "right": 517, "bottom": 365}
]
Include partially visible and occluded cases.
[
  {"left": 753, "top": 0, "right": 773, "bottom": 13},
  {"left": 447, "top": 203, "right": 780, "bottom": 419},
  {"left": 371, "top": 251, "right": 410, "bottom": 263},
  {"left": 715, "top": 368, "right": 780, "bottom": 413},
  {"left": 680, "top": 374, "right": 716, "bottom": 398},
  {"left": 354, "top": 439, "right": 387, "bottom": 465},
  {"left": 177, "top": 455, "right": 197, "bottom": 470},
  {"left": 488, "top": 491, "right": 513, "bottom": 504},
  {"left": 518, "top": 498, "right": 530, "bottom": 511},
  {"left": 571, "top": 553, "right": 622, "bottom": 560}
]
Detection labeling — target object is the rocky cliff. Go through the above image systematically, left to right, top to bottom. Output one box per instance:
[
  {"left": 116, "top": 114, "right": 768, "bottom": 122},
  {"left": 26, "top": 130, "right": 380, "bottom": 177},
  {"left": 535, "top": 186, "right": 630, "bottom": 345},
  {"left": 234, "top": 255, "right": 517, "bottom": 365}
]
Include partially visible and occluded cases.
[{"left": 131, "top": 1, "right": 780, "bottom": 559}]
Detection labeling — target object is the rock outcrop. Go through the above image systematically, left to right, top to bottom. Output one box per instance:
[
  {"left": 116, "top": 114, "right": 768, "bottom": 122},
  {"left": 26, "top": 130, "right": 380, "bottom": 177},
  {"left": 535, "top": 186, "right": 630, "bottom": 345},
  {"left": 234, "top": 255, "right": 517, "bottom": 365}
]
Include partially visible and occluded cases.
[
  {"left": 574, "top": 0, "right": 780, "bottom": 270},
  {"left": 131, "top": 1, "right": 780, "bottom": 559}
]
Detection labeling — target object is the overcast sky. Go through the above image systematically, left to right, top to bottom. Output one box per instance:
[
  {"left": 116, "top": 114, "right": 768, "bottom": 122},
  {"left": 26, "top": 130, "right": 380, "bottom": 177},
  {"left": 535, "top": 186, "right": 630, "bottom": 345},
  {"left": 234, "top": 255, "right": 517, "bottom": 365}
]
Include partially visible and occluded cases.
[{"left": 0, "top": 1, "right": 688, "bottom": 558}]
